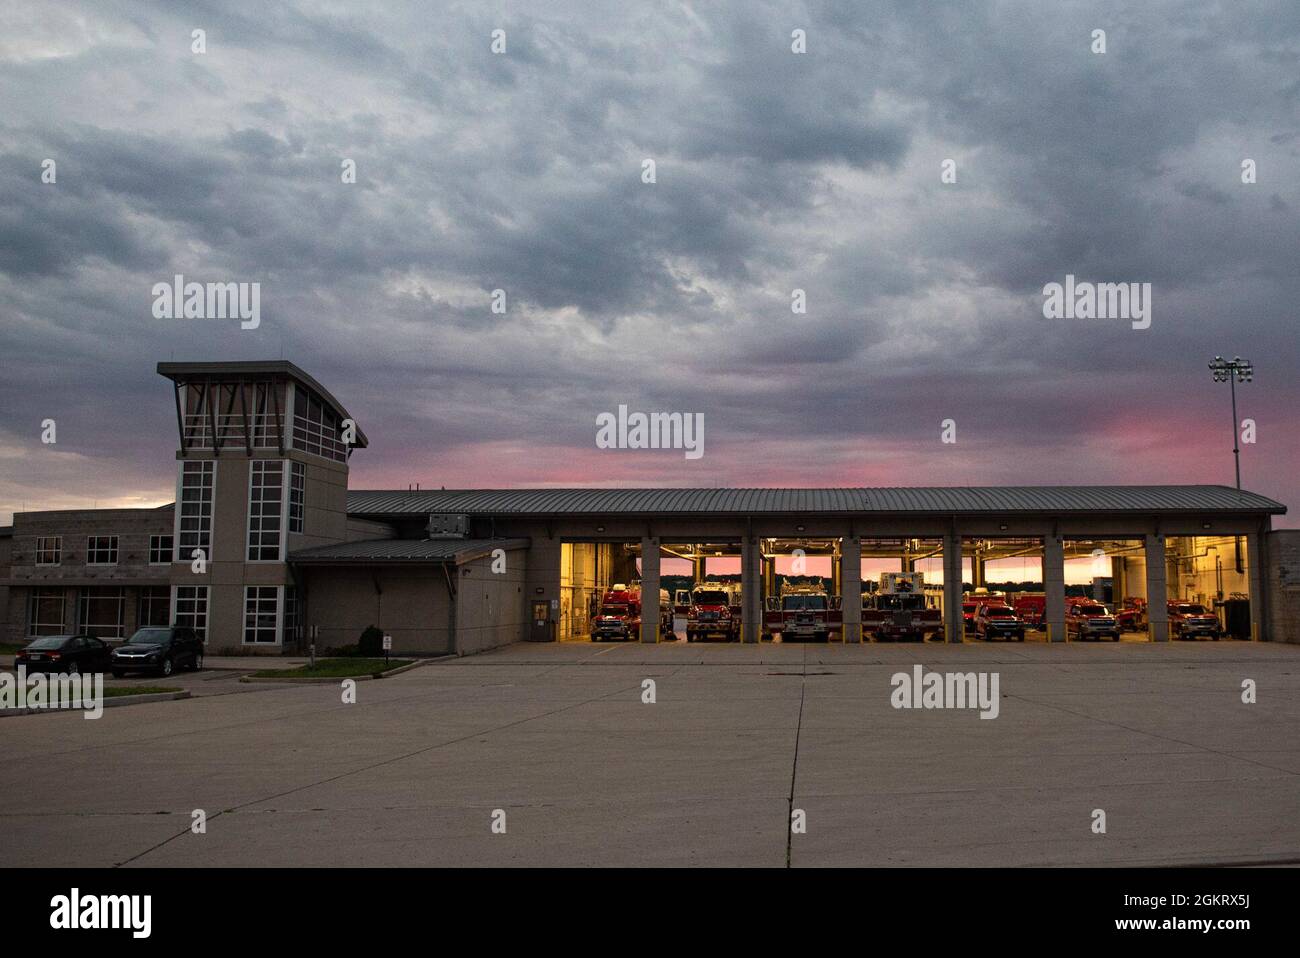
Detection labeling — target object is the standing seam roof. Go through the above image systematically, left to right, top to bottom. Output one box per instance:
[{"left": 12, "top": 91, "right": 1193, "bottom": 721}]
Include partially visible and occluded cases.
[{"left": 344, "top": 486, "right": 1285, "bottom": 516}]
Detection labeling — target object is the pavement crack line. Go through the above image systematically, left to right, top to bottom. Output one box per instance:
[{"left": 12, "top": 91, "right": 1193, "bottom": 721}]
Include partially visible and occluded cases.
[
  {"left": 785, "top": 643, "right": 808, "bottom": 868},
  {"left": 113, "top": 676, "right": 645, "bottom": 868}
]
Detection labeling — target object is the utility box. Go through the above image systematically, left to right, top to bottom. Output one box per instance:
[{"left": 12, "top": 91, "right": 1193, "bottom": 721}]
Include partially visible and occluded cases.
[
  {"left": 426, "top": 514, "right": 470, "bottom": 538},
  {"left": 1219, "top": 597, "right": 1251, "bottom": 640}
]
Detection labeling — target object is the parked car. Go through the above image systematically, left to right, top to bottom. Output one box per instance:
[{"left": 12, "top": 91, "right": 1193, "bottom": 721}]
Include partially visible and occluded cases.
[
  {"left": 1066, "top": 602, "right": 1120, "bottom": 641},
  {"left": 1167, "top": 602, "right": 1221, "bottom": 640},
  {"left": 975, "top": 604, "right": 1025, "bottom": 642},
  {"left": 110, "top": 626, "right": 204, "bottom": 677},
  {"left": 14, "top": 634, "right": 112, "bottom": 674}
]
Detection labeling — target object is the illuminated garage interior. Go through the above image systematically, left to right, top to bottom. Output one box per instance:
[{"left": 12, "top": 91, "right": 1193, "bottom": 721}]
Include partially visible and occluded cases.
[{"left": 543, "top": 526, "right": 1263, "bottom": 644}]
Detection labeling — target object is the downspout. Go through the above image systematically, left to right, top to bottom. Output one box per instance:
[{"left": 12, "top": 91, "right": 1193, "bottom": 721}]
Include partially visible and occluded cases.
[{"left": 441, "top": 561, "right": 458, "bottom": 655}]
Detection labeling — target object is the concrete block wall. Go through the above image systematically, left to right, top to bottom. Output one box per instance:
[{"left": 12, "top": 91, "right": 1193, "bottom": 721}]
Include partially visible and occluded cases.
[
  {"left": 3, "top": 508, "right": 174, "bottom": 644},
  {"left": 1266, "top": 529, "right": 1300, "bottom": 644}
]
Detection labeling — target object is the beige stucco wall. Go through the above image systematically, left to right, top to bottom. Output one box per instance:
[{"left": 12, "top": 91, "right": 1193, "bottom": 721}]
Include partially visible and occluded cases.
[{"left": 455, "top": 548, "right": 529, "bottom": 655}]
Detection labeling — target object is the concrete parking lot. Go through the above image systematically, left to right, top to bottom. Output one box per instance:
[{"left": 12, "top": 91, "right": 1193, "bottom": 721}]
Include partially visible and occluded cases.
[{"left": 1, "top": 640, "right": 1297, "bottom": 867}]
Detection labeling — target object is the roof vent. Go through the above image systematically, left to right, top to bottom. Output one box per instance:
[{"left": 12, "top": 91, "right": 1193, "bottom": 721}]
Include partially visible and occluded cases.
[{"left": 426, "top": 514, "right": 470, "bottom": 539}]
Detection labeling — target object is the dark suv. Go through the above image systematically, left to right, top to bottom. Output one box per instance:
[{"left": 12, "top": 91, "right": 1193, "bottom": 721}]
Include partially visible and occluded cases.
[{"left": 111, "top": 626, "right": 204, "bottom": 677}]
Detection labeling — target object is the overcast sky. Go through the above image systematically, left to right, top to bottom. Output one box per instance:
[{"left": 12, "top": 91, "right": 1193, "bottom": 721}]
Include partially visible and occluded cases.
[{"left": 1, "top": 0, "right": 1297, "bottom": 525}]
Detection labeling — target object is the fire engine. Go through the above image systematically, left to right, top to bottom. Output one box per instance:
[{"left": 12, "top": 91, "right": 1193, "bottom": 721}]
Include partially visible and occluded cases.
[
  {"left": 863, "top": 572, "right": 941, "bottom": 642},
  {"left": 764, "top": 581, "right": 833, "bottom": 642},
  {"left": 686, "top": 582, "right": 742, "bottom": 642},
  {"left": 590, "top": 583, "right": 670, "bottom": 642},
  {"left": 1010, "top": 592, "right": 1046, "bottom": 630}
]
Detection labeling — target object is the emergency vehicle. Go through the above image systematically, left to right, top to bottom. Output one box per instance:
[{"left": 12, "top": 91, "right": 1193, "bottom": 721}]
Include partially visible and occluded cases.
[
  {"left": 863, "top": 572, "right": 942, "bottom": 641},
  {"left": 686, "top": 582, "right": 742, "bottom": 641}
]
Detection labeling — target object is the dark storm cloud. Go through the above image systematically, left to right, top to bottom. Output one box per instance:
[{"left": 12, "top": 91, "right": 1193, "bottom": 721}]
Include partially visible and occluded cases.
[{"left": 0, "top": 0, "right": 1298, "bottom": 521}]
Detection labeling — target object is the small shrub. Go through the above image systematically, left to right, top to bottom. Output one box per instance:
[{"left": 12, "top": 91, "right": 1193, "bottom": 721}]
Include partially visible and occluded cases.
[{"left": 358, "top": 625, "right": 384, "bottom": 657}]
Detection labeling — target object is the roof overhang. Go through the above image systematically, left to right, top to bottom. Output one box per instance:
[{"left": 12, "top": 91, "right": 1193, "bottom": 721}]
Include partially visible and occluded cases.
[{"left": 289, "top": 537, "right": 530, "bottom": 566}]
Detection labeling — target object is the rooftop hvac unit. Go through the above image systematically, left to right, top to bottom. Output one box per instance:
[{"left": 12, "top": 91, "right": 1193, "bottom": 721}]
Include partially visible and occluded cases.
[{"left": 426, "top": 514, "right": 471, "bottom": 539}]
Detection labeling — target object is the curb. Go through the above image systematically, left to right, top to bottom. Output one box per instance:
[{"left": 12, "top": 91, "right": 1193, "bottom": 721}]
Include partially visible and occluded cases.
[
  {"left": 239, "top": 659, "right": 426, "bottom": 684},
  {"left": 1, "top": 689, "right": 191, "bottom": 717}
]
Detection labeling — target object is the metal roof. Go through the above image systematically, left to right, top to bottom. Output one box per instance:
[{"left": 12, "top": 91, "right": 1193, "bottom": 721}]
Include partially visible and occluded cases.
[
  {"left": 157, "top": 361, "right": 368, "bottom": 448},
  {"left": 346, "top": 486, "right": 1285, "bottom": 518},
  {"left": 289, "top": 537, "right": 530, "bottom": 564}
]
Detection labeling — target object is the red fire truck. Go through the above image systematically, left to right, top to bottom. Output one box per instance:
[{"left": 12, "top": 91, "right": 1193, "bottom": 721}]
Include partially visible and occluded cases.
[
  {"left": 864, "top": 572, "right": 942, "bottom": 641},
  {"left": 763, "top": 582, "right": 833, "bottom": 642},
  {"left": 686, "top": 583, "right": 742, "bottom": 642},
  {"left": 1011, "top": 592, "right": 1046, "bottom": 630}
]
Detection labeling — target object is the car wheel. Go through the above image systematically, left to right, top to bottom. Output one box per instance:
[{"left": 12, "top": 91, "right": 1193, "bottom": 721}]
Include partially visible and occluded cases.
[{"left": 161, "top": 657, "right": 174, "bottom": 677}]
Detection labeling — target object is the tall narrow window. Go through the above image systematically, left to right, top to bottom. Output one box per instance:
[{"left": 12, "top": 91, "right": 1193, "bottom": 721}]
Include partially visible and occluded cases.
[
  {"left": 247, "top": 460, "right": 285, "bottom": 560},
  {"left": 177, "top": 461, "right": 214, "bottom": 562},
  {"left": 289, "top": 461, "right": 305, "bottom": 533},
  {"left": 284, "top": 585, "right": 301, "bottom": 645},
  {"left": 174, "top": 586, "right": 209, "bottom": 642},
  {"left": 244, "top": 586, "right": 280, "bottom": 644}
]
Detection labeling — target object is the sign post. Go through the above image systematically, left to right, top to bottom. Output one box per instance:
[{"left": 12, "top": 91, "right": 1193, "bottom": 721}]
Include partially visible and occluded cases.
[{"left": 382, "top": 633, "right": 392, "bottom": 666}]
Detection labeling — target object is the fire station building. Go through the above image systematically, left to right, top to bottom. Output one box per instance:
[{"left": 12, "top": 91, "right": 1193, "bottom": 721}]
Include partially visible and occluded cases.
[{"left": 2, "top": 360, "right": 1297, "bottom": 654}]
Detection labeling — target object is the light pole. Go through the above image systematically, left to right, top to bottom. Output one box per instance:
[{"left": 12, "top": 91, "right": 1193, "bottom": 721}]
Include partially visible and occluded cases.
[{"left": 1208, "top": 356, "right": 1252, "bottom": 489}]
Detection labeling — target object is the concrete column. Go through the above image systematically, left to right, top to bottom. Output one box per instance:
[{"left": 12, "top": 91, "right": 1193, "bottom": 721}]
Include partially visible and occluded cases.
[
  {"left": 1247, "top": 530, "right": 1264, "bottom": 641},
  {"left": 943, "top": 533, "right": 963, "bottom": 643},
  {"left": 741, "top": 535, "right": 761, "bottom": 644},
  {"left": 1044, "top": 535, "right": 1066, "bottom": 642},
  {"left": 1145, "top": 535, "right": 1168, "bottom": 642},
  {"left": 841, "top": 536, "right": 862, "bottom": 644},
  {"left": 640, "top": 537, "right": 660, "bottom": 643},
  {"left": 691, "top": 553, "right": 704, "bottom": 584},
  {"left": 831, "top": 553, "right": 842, "bottom": 595},
  {"left": 972, "top": 554, "right": 986, "bottom": 588},
  {"left": 762, "top": 555, "right": 776, "bottom": 596},
  {"left": 1111, "top": 556, "right": 1127, "bottom": 606},
  {"left": 123, "top": 587, "right": 139, "bottom": 638},
  {"left": 64, "top": 588, "right": 78, "bottom": 633}
]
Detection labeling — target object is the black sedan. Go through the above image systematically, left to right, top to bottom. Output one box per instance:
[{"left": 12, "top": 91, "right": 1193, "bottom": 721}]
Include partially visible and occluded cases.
[
  {"left": 110, "top": 626, "right": 204, "bottom": 677},
  {"left": 14, "top": 634, "right": 113, "bottom": 674}
]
